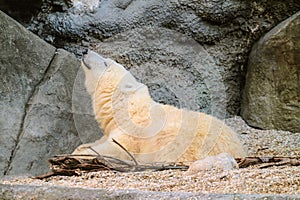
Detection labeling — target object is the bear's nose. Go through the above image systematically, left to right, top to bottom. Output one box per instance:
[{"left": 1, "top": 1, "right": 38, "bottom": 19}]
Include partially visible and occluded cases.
[
  {"left": 82, "top": 48, "right": 89, "bottom": 56},
  {"left": 82, "top": 50, "right": 108, "bottom": 70}
]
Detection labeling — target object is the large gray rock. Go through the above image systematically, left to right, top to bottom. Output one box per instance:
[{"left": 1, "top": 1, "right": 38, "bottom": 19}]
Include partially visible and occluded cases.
[
  {"left": 29, "top": 0, "right": 300, "bottom": 116},
  {"left": 0, "top": 10, "right": 56, "bottom": 175},
  {"left": 0, "top": 11, "right": 83, "bottom": 176},
  {"left": 241, "top": 11, "right": 300, "bottom": 133},
  {"left": 72, "top": 26, "right": 232, "bottom": 147},
  {"left": 94, "top": 27, "right": 227, "bottom": 117},
  {"left": 7, "top": 49, "right": 82, "bottom": 176},
  {"left": 72, "top": 68, "right": 103, "bottom": 144}
]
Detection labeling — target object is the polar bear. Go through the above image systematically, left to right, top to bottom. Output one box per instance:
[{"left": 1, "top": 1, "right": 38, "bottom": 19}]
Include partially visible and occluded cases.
[{"left": 72, "top": 50, "right": 247, "bottom": 163}]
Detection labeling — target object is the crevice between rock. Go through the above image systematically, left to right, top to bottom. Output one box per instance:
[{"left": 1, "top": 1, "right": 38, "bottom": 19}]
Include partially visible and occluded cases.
[{"left": 3, "top": 49, "right": 58, "bottom": 176}]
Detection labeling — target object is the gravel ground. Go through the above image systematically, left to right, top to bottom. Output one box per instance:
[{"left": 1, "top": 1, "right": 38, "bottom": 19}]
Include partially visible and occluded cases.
[
  {"left": 1, "top": 116, "right": 299, "bottom": 195},
  {"left": 226, "top": 116, "right": 300, "bottom": 157}
]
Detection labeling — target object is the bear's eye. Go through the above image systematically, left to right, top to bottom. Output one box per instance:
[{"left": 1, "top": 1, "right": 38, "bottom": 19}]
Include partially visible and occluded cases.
[
  {"left": 104, "top": 61, "right": 108, "bottom": 67},
  {"left": 121, "top": 83, "right": 138, "bottom": 93},
  {"left": 125, "top": 84, "right": 133, "bottom": 89}
]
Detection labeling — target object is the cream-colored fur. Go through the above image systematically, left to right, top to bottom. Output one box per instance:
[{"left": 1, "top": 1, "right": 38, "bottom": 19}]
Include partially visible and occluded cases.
[{"left": 73, "top": 50, "right": 247, "bottom": 163}]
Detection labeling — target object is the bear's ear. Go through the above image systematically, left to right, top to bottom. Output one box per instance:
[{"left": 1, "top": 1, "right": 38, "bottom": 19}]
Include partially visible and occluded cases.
[
  {"left": 118, "top": 73, "right": 144, "bottom": 93},
  {"left": 121, "top": 82, "right": 143, "bottom": 93}
]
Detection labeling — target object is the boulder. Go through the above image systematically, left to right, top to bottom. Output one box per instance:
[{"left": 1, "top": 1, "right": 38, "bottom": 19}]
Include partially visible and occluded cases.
[
  {"left": 28, "top": 0, "right": 300, "bottom": 116},
  {"left": 0, "top": 10, "right": 55, "bottom": 175},
  {"left": 0, "top": 11, "right": 83, "bottom": 176},
  {"left": 241, "top": 11, "right": 300, "bottom": 132},
  {"left": 93, "top": 26, "right": 227, "bottom": 117},
  {"left": 7, "top": 49, "right": 83, "bottom": 176},
  {"left": 72, "top": 65, "right": 103, "bottom": 144}
]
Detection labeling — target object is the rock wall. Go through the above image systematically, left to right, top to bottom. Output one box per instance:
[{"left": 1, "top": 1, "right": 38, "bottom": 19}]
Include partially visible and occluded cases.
[
  {"left": 28, "top": 0, "right": 300, "bottom": 116},
  {"left": 0, "top": 1, "right": 299, "bottom": 176},
  {"left": 0, "top": 11, "right": 83, "bottom": 176},
  {"left": 241, "top": 11, "right": 300, "bottom": 133},
  {"left": 94, "top": 27, "right": 225, "bottom": 117}
]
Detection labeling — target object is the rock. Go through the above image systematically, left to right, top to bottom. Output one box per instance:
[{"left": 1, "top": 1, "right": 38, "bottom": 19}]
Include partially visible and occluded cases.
[
  {"left": 0, "top": 0, "right": 43, "bottom": 24},
  {"left": 0, "top": 0, "right": 299, "bottom": 177},
  {"left": 28, "top": 0, "right": 300, "bottom": 117},
  {"left": 71, "top": 0, "right": 100, "bottom": 13},
  {"left": 0, "top": 10, "right": 55, "bottom": 175},
  {"left": 0, "top": 11, "right": 83, "bottom": 176},
  {"left": 241, "top": 11, "right": 300, "bottom": 133},
  {"left": 72, "top": 26, "right": 232, "bottom": 146},
  {"left": 94, "top": 26, "right": 227, "bottom": 117},
  {"left": 7, "top": 49, "right": 83, "bottom": 176},
  {"left": 72, "top": 68, "right": 103, "bottom": 144},
  {"left": 185, "top": 153, "right": 238, "bottom": 175},
  {"left": 1, "top": 184, "right": 299, "bottom": 200}
]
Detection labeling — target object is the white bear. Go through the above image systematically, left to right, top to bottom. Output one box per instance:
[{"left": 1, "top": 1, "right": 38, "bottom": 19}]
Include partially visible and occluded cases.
[{"left": 72, "top": 50, "right": 247, "bottom": 163}]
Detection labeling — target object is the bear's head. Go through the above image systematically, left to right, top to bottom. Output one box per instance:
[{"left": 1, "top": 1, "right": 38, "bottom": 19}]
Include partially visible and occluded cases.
[
  {"left": 81, "top": 50, "right": 155, "bottom": 135},
  {"left": 82, "top": 50, "right": 147, "bottom": 96},
  {"left": 82, "top": 50, "right": 114, "bottom": 95}
]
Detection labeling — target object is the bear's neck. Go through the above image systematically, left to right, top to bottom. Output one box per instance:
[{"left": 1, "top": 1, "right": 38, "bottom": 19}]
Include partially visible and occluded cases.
[
  {"left": 91, "top": 66, "right": 127, "bottom": 135},
  {"left": 93, "top": 86, "right": 154, "bottom": 136},
  {"left": 93, "top": 86, "right": 116, "bottom": 136}
]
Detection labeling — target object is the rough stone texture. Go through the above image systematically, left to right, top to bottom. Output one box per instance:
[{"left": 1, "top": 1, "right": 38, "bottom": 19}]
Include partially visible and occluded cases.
[
  {"left": 28, "top": 0, "right": 300, "bottom": 117},
  {"left": 71, "top": 0, "right": 100, "bottom": 13},
  {"left": 0, "top": 10, "right": 56, "bottom": 176},
  {"left": 0, "top": 11, "right": 83, "bottom": 176},
  {"left": 241, "top": 11, "right": 300, "bottom": 133},
  {"left": 93, "top": 26, "right": 226, "bottom": 117},
  {"left": 7, "top": 49, "right": 82, "bottom": 176},
  {"left": 72, "top": 68, "right": 103, "bottom": 143},
  {"left": 0, "top": 184, "right": 299, "bottom": 200}
]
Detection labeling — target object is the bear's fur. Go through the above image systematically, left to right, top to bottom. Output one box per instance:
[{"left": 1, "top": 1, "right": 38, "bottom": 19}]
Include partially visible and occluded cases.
[{"left": 72, "top": 50, "right": 247, "bottom": 163}]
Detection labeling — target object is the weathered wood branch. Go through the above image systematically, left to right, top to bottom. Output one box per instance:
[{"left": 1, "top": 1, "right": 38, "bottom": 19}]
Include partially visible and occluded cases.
[
  {"left": 112, "top": 138, "right": 139, "bottom": 167},
  {"left": 33, "top": 140, "right": 299, "bottom": 179},
  {"left": 33, "top": 154, "right": 189, "bottom": 179},
  {"left": 34, "top": 155, "right": 299, "bottom": 179},
  {"left": 236, "top": 156, "right": 300, "bottom": 168}
]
